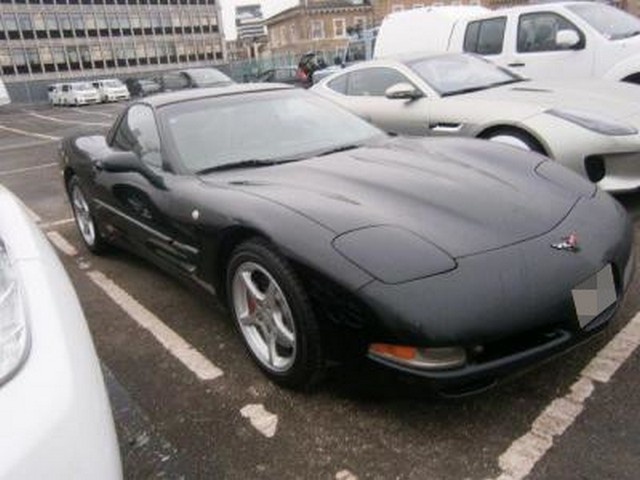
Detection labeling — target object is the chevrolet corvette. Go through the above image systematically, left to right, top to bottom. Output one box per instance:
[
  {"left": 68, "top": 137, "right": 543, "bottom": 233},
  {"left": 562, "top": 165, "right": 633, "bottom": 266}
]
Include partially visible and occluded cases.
[{"left": 59, "top": 84, "right": 634, "bottom": 392}]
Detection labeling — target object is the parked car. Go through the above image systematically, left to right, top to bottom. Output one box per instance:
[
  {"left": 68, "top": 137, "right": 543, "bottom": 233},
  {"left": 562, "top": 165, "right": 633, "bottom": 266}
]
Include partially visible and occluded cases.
[
  {"left": 375, "top": 2, "right": 640, "bottom": 84},
  {"left": 312, "top": 52, "right": 640, "bottom": 192},
  {"left": 156, "top": 67, "right": 234, "bottom": 92},
  {"left": 254, "top": 67, "right": 307, "bottom": 87},
  {"left": 125, "top": 77, "right": 162, "bottom": 98},
  {"left": 0, "top": 78, "right": 9, "bottom": 106},
  {"left": 92, "top": 78, "right": 130, "bottom": 103},
  {"left": 56, "top": 82, "right": 100, "bottom": 106},
  {"left": 47, "top": 83, "right": 63, "bottom": 105},
  {"left": 59, "top": 84, "right": 633, "bottom": 393},
  {"left": 0, "top": 185, "right": 122, "bottom": 478}
]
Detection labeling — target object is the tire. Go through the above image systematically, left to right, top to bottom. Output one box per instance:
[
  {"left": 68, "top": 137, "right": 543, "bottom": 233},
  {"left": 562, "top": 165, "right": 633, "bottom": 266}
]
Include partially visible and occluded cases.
[
  {"left": 482, "top": 129, "right": 545, "bottom": 154},
  {"left": 67, "top": 176, "right": 109, "bottom": 254},
  {"left": 226, "top": 238, "right": 324, "bottom": 389}
]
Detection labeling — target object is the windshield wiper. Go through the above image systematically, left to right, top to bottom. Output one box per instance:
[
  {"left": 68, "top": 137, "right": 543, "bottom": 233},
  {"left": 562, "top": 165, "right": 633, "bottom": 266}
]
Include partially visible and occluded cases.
[
  {"left": 316, "top": 144, "right": 361, "bottom": 157},
  {"left": 196, "top": 159, "right": 278, "bottom": 174}
]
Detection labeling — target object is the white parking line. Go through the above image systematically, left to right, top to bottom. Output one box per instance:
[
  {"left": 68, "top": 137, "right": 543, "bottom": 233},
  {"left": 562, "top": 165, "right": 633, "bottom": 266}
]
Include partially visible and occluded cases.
[
  {"left": 70, "top": 108, "right": 114, "bottom": 118},
  {"left": 27, "top": 111, "right": 111, "bottom": 127},
  {"left": 0, "top": 124, "right": 61, "bottom": 141},
  {"left": 0, "top": 162, "right": 57, "bottom": 176},
  {"left": 46, "top": 230, "right": 79, "bottom": 256},
  {"left": 87, "top": 270, "right": 224, "bottom": 381},
  {"left": 493, "top": 311, "right": 640, "bottom": 480},
  {"left": 240, "top": 404, "right": 278, "bottom": 438},
  {"left": 336, "top": 470, "right": 359, "bottom": 480}
]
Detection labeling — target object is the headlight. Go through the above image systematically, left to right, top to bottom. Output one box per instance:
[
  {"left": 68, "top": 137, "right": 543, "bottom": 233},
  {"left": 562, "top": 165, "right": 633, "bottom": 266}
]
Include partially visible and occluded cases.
[
  {"left": 546, "top": 108, "right": 638, "bottom": 136},
  {"left": 332, "top": 225, "right": 456, "bottom": 284},
  {"left": 0, "top": 240, "right": 30, "bottom": 386}
]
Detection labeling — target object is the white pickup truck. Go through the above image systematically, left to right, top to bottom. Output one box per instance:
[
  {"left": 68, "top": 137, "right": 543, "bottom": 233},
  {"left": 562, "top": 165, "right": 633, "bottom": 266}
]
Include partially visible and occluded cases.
[{"left": 375, "top": 2, "right": 640, "bottom": 84}]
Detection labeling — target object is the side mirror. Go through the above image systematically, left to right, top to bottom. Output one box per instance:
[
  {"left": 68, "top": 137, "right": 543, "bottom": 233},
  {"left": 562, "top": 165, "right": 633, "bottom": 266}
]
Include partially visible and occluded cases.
[
  {"left": 556, "top": 30, "right": 581, "bottom": 49},
  {"left": 385, "top": 82, "right": 424, "bottom": 101},
  {"left": 100, "top": 150, "right": 166, "bottom": 190}
]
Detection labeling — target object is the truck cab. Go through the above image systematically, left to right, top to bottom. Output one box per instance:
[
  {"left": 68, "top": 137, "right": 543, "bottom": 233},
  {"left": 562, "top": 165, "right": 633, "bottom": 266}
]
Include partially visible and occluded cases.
[{"left": 376, "top": 2, "right": 640, "bottom": 84}]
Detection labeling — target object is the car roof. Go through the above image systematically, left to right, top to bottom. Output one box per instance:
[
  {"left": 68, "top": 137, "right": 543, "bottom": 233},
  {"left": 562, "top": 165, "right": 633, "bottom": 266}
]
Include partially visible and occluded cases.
[{"left": 142, "top": 83, "right": 294, "bottom": 108}]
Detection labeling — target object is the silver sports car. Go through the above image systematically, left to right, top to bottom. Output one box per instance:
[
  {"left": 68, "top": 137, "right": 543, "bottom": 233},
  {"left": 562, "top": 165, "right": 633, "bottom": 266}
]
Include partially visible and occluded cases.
[{"left": 312, "top": 52, "right": 640, "bottom": 192}]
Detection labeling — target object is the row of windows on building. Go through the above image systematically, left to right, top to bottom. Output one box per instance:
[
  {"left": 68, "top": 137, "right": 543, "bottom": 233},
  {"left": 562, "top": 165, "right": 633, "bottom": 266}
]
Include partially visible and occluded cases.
[
  {"left": 0, "top": 1, "right": 215, "bottom": 5},
  {"left": 0, "top": 10, "right": 218, "bottom": 40},
  {"left": 270, "top": 17, "right": 368, "bottom": 47},
  {"left": 0, "top": 40, "right": 222, "bottom": 74}
]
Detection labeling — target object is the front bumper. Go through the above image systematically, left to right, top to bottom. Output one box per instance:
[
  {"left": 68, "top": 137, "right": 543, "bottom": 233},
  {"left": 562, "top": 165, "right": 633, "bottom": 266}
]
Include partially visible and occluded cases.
[{"left": 360, "top": 191, "right": 634, "bottom": 392}]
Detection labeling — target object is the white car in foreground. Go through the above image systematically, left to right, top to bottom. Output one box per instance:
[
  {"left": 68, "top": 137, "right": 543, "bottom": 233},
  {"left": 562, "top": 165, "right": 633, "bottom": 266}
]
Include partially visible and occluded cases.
[
  {"left": 92, "top": 79, "right": 130, "bottom": 103},
  {"left": 0, "top": 185, "right": 121, "bottom": 479}
]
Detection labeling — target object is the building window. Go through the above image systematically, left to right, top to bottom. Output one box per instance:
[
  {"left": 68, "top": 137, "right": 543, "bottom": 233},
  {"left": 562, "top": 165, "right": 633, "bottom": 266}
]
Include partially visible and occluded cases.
[
  {"left": 413, "top": 3, "right": 425, "bottom": 8},
  {"left": 391, "top": 5, "right": 404, "bottom": 13},
  {"left": 4, "top": 13, "right": 20, "bottom": 40},
  {"left": 18, "top": 13, "right": 34, "bottom": 39},
  {"left": 333, "top": 18, "right": 346, "bottom": 38},
  {"left": 310, "top": 19, "right": 324, "bottom": 40},
  {"left": 289, "top": 23, "right": 297, "bottom": 42},
  {"left": 280, "top": 25, "right": 287, "bottom": 45}
]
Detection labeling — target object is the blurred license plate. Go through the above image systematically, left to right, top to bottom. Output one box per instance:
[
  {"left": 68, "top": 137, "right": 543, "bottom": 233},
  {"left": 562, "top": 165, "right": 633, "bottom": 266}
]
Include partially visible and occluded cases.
[{"left": 572, "top": 264, "right": 617, "bottom": 329}]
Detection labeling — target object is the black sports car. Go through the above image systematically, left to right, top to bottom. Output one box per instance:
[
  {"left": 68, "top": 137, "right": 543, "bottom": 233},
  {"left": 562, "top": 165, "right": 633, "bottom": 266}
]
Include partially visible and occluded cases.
[{"left": 59, "top": 84, "right": 634, "bottom": 393}]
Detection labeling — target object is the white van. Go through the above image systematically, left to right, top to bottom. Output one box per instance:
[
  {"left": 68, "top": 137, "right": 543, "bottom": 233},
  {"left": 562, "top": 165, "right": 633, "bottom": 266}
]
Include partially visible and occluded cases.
[
  {"left": 375, "top": 2, "right": 640, "bottom": 84},
  {"left": 91, "top": 78, "right": 130, "bottom": 103},
  {"left": 0, "top": 79, "right": 10, "bottom": 106},
  {"left": 57, "top": 82, "right": 100, "bottom": 106}
]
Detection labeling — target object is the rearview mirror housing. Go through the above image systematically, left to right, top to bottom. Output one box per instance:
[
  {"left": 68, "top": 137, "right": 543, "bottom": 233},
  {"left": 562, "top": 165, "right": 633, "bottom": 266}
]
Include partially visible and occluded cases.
[
  {"left": 556, "top": 30, "right": 581, "bottom": 49},
  {"left": 385, "top": 82, "right": 424, "bottom": 101},
  {"left": 100, "top": 150, "right": 166, "bottom": 190}
]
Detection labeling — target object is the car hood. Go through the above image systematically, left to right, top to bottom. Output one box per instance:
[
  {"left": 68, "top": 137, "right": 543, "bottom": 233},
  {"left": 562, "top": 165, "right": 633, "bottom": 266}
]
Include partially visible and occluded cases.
[
  {"left": 464, "top": 80, "right": 640, "bottom": 121},
  {"left": 204, "top": 137, "right": 591, "bottom": 258}
]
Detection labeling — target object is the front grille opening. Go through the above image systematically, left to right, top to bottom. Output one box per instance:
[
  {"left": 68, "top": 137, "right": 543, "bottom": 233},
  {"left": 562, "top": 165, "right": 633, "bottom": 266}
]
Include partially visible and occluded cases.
[{"left": 585, "top": 155, "right": 605, "bottom": 182}]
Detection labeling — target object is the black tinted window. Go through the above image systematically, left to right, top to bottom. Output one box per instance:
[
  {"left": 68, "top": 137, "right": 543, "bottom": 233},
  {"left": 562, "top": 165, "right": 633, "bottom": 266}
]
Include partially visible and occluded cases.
[
  {"left": 517, "top": 12, "right": 582, "bottom": 53},
  {"left": 464, "top": 17, "right": 506, "bottom": 55},
  {"left": 347, "top": 68, "right": 411, "bottom": 97},
  {"left": 161, "top": 72, "right": 189, "bottom": 90},
  {"left": 327, "top": 74, "right": 348, "bottom": 94},
  {"left": 112, "top": 105, "right": 162, "bottom": 168}
]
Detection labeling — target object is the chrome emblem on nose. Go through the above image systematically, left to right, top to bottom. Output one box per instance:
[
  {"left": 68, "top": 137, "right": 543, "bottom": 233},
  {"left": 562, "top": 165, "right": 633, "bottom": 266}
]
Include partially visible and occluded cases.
[{"left": 551, "top": 232, "right": 580, "bottom": 252}]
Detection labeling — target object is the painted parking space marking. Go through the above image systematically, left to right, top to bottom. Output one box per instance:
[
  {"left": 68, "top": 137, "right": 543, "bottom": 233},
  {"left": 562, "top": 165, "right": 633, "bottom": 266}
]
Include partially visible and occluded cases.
[
  {"left": 70, "top": 107, "right": 114, "bottom": 118},
  {"left": 26, "top": 110, "right": 111, "bottom": 127},
  {"left": 0, "top": 124, "right": 60, "bottom": 141},
  {"left": 0, "top": 162, "right": 57, "bottom": 176},
  {"left": 46, "top": 230, "right": 79, "bottom": 257},
  {"left": 87, "top": 270, "right": 224, "bottom": 381},
  {"left": 493, "top": 311, "right": 640, "bottom": 480},
  {"left": 240, "top": 404, "right": 278, "bottom": 438},
  {"left": 336, "top": 469, "right": 359, "bottom": 480}
]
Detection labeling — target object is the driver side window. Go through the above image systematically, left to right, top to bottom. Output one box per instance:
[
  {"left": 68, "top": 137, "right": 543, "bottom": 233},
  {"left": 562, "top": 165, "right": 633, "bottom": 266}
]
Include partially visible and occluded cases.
[
  {"left": 517, "top": 12, "right": 583, "bottom": 53},
  {"left": 347, "top": 67, "right": 414, "bottom": 97},
  {"left": 112, "top": 105, "right": 162, "bottom": 168}
]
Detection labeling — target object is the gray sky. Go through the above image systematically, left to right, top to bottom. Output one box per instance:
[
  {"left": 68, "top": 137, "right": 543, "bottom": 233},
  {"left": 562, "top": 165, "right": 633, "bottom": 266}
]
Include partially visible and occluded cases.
[{"left": 220, "top": 0, "right": 298, "bottom": 40}]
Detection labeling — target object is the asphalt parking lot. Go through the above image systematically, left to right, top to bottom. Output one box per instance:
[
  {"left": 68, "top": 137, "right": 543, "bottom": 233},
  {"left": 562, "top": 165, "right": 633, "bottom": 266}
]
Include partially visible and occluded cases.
[{"left": 1, "top": 102, "right": 639, "bottom": 480}]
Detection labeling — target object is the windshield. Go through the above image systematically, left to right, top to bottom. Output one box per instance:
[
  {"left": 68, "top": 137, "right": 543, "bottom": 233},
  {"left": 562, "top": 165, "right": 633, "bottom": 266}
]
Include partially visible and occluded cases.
[
  {"left": 567, "top": 3, "right": 640, "bottom": 40},
  {"left": 409, "top": 54, "right": 522, "bottom": 96},
  {"left": 187, "top": 68, "right": 232, "bottom": 86},
  {"left": 104, "top": 79, "right": 124, "bottom": 88},
  {"left": 73, "top": 83, "right": 93, "bottom": 91},
  {"left": 160, "top": 90, "right": 384, "bottom": 173}
]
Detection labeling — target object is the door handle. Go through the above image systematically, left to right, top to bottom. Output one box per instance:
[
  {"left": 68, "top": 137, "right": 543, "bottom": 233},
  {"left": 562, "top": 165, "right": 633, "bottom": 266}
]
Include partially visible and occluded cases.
[{"left": 508, "top": 62, "right": 525, "bottom": 68}]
